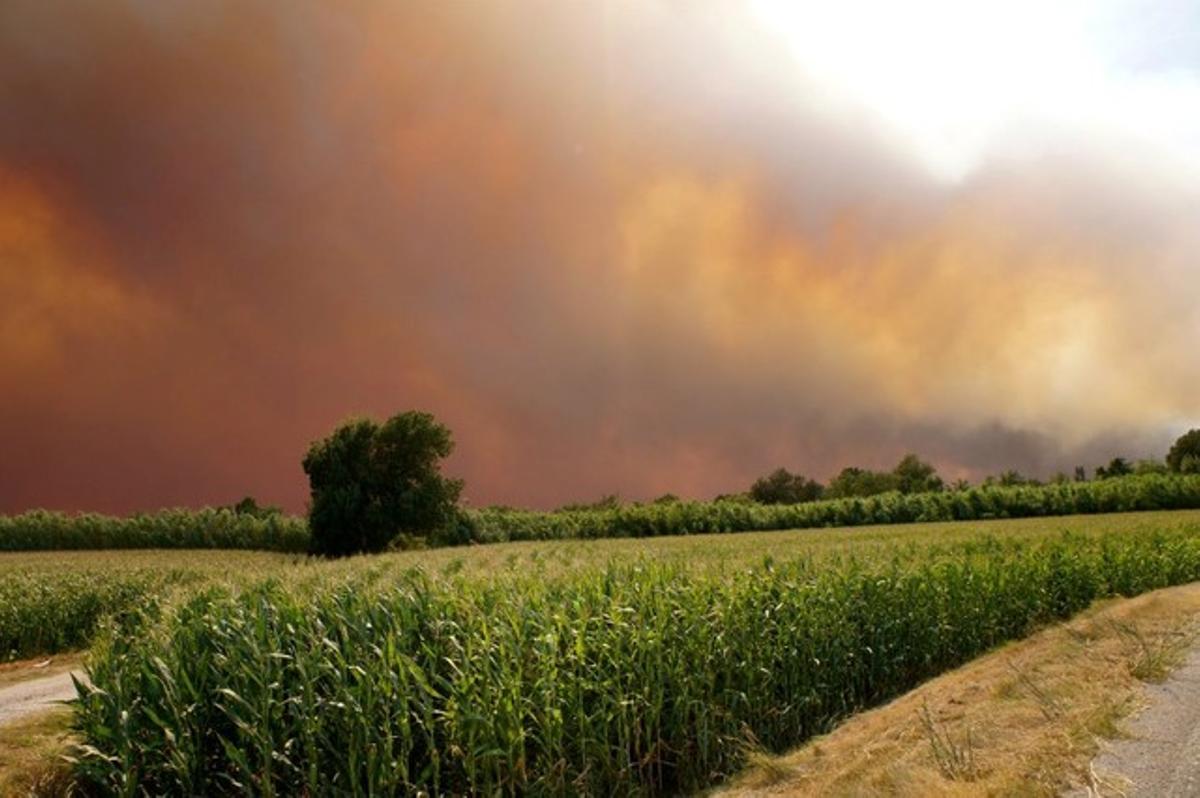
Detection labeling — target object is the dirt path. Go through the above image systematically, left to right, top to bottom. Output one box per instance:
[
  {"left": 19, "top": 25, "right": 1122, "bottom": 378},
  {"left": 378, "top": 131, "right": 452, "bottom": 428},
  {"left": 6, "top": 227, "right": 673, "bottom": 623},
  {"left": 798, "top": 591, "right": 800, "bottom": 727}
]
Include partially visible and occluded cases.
[
  {"left": 1079, "top": 646, "right": 1200, "bottom": 797},
  {"left": 0, "top": 672, "right": 84, "bottom": 728}
]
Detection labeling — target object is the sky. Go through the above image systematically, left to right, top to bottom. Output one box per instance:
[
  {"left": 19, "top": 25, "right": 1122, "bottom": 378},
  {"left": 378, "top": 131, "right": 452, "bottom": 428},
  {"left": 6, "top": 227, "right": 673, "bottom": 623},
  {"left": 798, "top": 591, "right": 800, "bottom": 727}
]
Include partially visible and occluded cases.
[{"left": 1, "top": 0, "right": 1198, "bottom": 513}]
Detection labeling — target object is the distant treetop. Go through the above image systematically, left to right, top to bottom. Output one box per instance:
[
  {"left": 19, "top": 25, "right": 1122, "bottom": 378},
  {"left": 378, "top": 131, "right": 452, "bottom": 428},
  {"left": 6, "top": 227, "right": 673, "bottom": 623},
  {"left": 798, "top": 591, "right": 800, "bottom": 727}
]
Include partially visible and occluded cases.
[{"left": 1168, "top": 429, "right": 1200, "bottom": 474}]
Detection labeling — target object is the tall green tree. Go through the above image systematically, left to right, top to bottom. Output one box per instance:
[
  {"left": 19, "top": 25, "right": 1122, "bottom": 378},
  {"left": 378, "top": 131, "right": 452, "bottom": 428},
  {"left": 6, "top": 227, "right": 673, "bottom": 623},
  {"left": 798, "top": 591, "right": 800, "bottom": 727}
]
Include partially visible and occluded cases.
[
  {"left": 302, "top": 412, "right": 463, "bottom": 556},
  {"left": 1168, "top": 429, "right": 1200, "bottom": 474},
  {"left": 892, "top": 453, "right": 944, "bottom": 494}
]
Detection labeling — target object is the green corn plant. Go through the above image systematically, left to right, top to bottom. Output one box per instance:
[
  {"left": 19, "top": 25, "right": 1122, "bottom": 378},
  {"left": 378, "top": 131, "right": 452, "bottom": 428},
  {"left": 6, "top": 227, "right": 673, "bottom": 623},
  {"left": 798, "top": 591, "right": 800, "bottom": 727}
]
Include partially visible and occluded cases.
[{"left": 64, "top": 522, "right": 1200, "bottom": 795}]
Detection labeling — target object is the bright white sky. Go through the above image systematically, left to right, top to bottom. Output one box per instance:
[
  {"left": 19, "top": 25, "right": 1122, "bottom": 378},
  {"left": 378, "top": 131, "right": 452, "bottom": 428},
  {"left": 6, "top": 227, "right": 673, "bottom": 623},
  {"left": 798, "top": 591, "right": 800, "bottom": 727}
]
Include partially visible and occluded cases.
[{"left": 750, "top": 0, "right": 1200, "bottom": 182}]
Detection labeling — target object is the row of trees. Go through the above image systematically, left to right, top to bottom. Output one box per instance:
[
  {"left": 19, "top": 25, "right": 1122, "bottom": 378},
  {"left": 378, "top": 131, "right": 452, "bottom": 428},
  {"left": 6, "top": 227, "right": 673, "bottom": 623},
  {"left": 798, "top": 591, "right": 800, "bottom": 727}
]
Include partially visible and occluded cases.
[
  {"left": 302, "top": 413, "right": 1200, "bottom": 556},
  {"left": 744, "top": 433, "right": 1200, "bottom": 508},
  {"left": 748, "top": 454, "right": 943, "bottom": 505}
]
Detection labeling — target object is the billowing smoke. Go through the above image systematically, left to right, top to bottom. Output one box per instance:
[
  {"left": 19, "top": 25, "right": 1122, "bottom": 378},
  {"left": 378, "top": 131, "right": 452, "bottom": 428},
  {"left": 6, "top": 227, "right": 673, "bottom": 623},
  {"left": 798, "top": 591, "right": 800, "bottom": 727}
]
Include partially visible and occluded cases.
[{"left": 1, "top": 1, "right": 1197, "bottom": 512}]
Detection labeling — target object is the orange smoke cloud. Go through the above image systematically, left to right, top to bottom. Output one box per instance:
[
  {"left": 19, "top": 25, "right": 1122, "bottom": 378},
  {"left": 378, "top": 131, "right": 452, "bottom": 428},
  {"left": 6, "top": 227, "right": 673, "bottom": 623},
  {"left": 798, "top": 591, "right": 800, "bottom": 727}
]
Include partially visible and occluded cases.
[
  {"left": 0, "top": 1, "right": 1196, "bottom": 513},
  {"left": 616, "top": 169, "right": 1195, "bottom": 434},
  {"left": 0, "top": 173, "right": 164, "bottom": 375}
]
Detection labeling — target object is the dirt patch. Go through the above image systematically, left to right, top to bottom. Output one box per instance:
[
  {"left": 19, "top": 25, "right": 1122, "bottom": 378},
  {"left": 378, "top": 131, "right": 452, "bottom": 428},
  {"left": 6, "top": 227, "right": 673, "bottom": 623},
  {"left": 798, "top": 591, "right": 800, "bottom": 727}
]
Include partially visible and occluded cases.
[
  {"left": 718, "top": 583, "right": 1200, "bottom": 797},
  {"left": 0, "top": 654, "right": 83, "bottom": 692},
  {"left": 0, "top": 671, "right": 85, "bottom": 728}
]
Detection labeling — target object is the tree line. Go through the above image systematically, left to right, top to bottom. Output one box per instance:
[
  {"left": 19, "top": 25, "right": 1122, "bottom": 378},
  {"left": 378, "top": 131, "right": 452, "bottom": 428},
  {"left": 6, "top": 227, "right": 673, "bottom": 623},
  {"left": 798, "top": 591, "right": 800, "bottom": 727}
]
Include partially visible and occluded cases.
[
  {"left": 301, "top": 412, "right": 1200, "bottom": 556},
  {"left": 743, "top": 448, "right": 1197, "bottom": 505}
]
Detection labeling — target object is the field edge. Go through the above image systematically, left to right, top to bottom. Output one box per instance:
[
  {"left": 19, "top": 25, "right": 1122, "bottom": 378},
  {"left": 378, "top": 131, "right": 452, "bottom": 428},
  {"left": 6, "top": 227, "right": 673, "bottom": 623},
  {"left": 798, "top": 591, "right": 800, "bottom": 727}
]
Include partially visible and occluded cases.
[{"left": 718, "top": 582, "right": 1200, "bottom": 797}]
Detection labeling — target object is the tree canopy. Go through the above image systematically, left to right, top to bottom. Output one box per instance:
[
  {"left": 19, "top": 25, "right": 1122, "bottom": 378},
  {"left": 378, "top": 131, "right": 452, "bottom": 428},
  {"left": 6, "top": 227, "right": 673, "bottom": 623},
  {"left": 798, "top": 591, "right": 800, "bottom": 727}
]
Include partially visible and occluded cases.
[
  {"left": 302, "top": 411, "right": 463, "bottom": 556},
  {"left": 1168, "top": 429, "right": 1200, "bottom": 474},
  {"left": 892, "top": 453, "right": 944, "bottom": 494},
  {"left": 825, "top": 466, "right": 899, "bottom": 499},
  {"left": 749, "top": 468, "right": 824, "bottom": 504}
]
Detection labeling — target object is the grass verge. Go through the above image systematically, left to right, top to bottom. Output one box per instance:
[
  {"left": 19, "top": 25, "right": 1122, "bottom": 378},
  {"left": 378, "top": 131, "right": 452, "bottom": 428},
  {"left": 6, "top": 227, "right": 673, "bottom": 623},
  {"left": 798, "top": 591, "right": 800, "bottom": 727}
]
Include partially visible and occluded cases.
[
  {"left": 719, "top": 582, "right": 1200, "bottom": 797},
  {"left": 0, "top": 709, "right": 75, "bottom": 796}
]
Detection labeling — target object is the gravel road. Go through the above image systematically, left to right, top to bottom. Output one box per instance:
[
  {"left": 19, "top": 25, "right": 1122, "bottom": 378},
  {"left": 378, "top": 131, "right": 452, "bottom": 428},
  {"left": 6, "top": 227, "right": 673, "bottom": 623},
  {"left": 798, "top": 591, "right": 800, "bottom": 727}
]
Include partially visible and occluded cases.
[
  {"left": 1076, "top": 646, "right": 1200, "bottom": 796},
  {"left": 0, "top": 671, "right": 83, "bottom": 727}
]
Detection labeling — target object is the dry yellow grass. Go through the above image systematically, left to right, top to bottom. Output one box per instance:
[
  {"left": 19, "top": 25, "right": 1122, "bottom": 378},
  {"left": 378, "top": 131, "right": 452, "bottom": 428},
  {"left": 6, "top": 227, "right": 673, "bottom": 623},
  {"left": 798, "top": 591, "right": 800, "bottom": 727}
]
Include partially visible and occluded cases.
[
  {"left": 719, "top": 583, "right": 1200, "bottom": 797},
  {"left": 0, "top": 657, "right": 82, "bottom": 796},
  {"left": 0, "top": 708, "right": 74, "bottom": 796}
]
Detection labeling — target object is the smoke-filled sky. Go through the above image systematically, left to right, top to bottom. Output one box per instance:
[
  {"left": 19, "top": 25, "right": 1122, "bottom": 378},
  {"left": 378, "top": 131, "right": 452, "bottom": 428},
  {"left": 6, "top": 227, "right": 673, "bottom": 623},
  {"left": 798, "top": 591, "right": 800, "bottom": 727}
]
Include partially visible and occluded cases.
[{"left": 2, "top": 1, "right": 1198, "bottom": 513}]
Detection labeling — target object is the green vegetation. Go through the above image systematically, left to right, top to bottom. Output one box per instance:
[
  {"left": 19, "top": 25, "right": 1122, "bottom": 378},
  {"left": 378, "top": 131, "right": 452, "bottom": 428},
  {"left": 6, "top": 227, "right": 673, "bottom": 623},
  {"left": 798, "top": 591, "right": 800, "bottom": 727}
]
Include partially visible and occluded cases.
[
  {"left": 303, "top": 412, "right": 465, "bottom": 556},
  {"left": 8, "top": 419, "right": 1200, "bottom": 793},
  {"left": 4, "top": 421, "right": 1198, "bottom": 556},
  {"left": 1168, "top": 428, "right": 1200, "bottom": 474},
  {"left": 756, "top": 453, "right": 943, "bottom": 502},
  {"left": 892, "top": 453, "right": 945, "bottom": 494},
  {"left": 1095, "top": 456, "right": 1134, "bottom": 479},
  {"left": 826, "top": 465, "right": 901, "bottom": 497},
  {"left": 749, "top": 467, "right": 824, "bottom": 504},
  {"left": 6, "top": 474, "right": 1200, "bottom": 553},
  {"left": 466, "top": 474, "right": 1200, "bottom": 543},
  {"left": 0, "top": 508, "right": 308, "bottom": 553},
  {"left": 7, "top": 511, "right": 1197, "bottom": 661},
  {"left": 52, "top": 511, "right": 1200, "bottom": 795},
  {"left": 0, "top": 551, "right": 300, "bottom": 661},
  {"left": 0, "top": 571, "right": 166, "bottom": 661}
]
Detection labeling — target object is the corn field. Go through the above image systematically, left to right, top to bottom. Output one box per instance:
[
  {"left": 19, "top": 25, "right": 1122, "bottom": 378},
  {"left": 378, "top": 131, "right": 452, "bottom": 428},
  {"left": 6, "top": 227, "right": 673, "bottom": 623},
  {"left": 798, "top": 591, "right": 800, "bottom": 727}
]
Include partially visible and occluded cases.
[
  {"left": 0, "top": 507, "right": 310, "bottom": 552},
  {"left": 69, "top": 521, "right": 1200, "bottom": 795},
  {"left": 0, "top": 571, "right": 171, "bottom": 661}
]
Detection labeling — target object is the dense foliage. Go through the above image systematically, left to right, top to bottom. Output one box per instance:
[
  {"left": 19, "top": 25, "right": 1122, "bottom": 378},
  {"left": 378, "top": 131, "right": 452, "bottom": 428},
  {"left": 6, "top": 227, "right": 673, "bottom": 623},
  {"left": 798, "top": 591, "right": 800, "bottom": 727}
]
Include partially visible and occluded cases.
[
  {"left": 303, "top": 413, "right": 463, "bottom": 556},
  {"left": 1168, "top": 429, "right": 1200, "bottom": 474},
  {"left": 892, "top": 453, "right": 945, "bottom": 494},
  {"left": 825, "top": 465, "right": 901, "bottom": 498},
  {"left": 749, "top": 467, "right": 824, "bottom": 503},
  {"left": 465, "top": 474, "right": 1200, "bottom": 543},
  {"left": 5, "top": 475, "right": 1200, "bottom": 552},
  {"left": 0, "top": 508, "right": 308, "bottom": 552},
  {"left": 72, "top": 522, "right": 1200, "bottom": 795},
  {"left": 0, "top": 551, "right": 306, "bottom": 661},
  {"left": 0, "top": 570, "right": 173, "bottom": 660}
]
